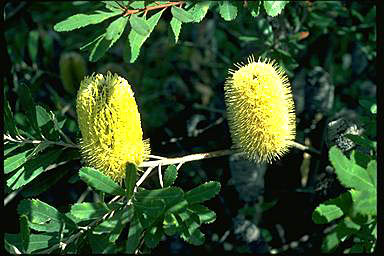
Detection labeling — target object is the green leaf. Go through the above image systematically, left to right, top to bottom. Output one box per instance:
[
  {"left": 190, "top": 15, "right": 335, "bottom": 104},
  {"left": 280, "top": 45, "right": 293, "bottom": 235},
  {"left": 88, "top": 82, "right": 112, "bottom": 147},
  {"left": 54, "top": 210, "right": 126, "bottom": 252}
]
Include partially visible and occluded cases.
[
  {"left": 190, "top": 1, "right": 211, "bottom": 22},
  {"left": 219, "top": 1, "right": 238, "bottom": 21},
  {"left": 248, "top": 1, "right": 260, "bottom": 17},
  {"left": 263, "top": 1, "right": 289, "bottom": 17},
  {"left": 171, "top": 6, "right": 194, "bottom": 23},
  {"left": 125, "top": 9, "right": 164, "bottom": 63},
  {"left": 54, "top": 11, "right": 121, "bottom": 32},
  {"left": 130, "top": 14, "right": 151, "bottom": 36},
  {"left": 89, "top": 16, "right": 127, "bottom": 62},
  {"left": 105, "top": 16, "right": 128, "bottom": 41},
  {"left": 170, "top": 18, "right": 182, "bottom": 44},
  {"left": 28, "top": 30, "right": 39, "bottom": 63},
  {"left": 17, "top": 83, "right": 40, "bottom": 137},
  {"left": 358, "top": 99, "right": 375, "bottom": 113},
  {"left": 4, "top": 100, "right": 19, "bottom": 137},
  {"left": 370, "top": 104, "right": 377, "bottom": 114},
  {"left": 344, "top": 134, "right": 376, "bottom": 150},
  {"left": 4, "top": 143, "right": 24, "bottom": 158},
  {"left": 329, "top": 146, "right": 375, "bottom": 192},
  {"left": 4, "top": 148, "right": 34, "bottom": 174},
  {"left": 6, "top": 148, "right": 63, "bottom": 190},
  {"left": 350, "top": 150, "right": 373, "bottom": 169},
  {"left": 366, "top": 160, "right": 377, "bottom": 187},
  {"left": 20, "top": 163, "right": 70, "bottom": 197},
  {"left": 125, "top": 163, "right": 137, "bottom": 200},
  {"left": 163, "top": 165, "right": 178, "bottom": 187},
  {"left": 78, "top": 167, "right": 126, "bottom": 196},
  {"left": 184, "top": 181, "right": 221, "bottom": 204},
  {"left": 134, "top": 187, "right": 184, "bottom": 210},
  {"left": 354, "top": 189, "right": 376, "bottom": 216},
  {"left": 321, "top": 191, "right": 354, "bottom": 215},
  {"left": 16, "top": 199, "right": 77, "bottom": 233},
  {"left": 134, "top": 199, "right": 166, "bottom": 228},
  {"left": 70, "top": 202, "right": 111, "bottom": 220},
  {"left": 188, "top": 204, "right": 216, "bottom": 224},
  {"left": 312, "top": 204, "right": 343, "bottom": 224},
  {"left": 176, "top": 210, "right": 205, "bottom": 245},
  {"left": 163, "top": 213, "right": 179, "bottom": 236},
  {"left": 126, "top": 214, "right": 144, "bottom": 253},
  {"left": 19, "top": 215, "right": 30, "bottom": 253},
  {"left": 144, "top": 225, "right": 163, "bottom": 249},
  {"left": 321, "top": 229, "right": 340, "bottom": 252},
  {"left": 5, "top": 233, "right": 60, "bottom": 254},
  {"left": 88, "top": 233, "right": 116, "bottom": 253},
  {"left": 4, "top": 236, "right": 22, "bottom": 254}
]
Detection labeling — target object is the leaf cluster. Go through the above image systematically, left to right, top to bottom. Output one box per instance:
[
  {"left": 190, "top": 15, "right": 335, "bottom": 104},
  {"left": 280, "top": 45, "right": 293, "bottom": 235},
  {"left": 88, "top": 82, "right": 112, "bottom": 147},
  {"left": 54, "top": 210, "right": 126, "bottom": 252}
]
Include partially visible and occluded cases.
[
  {"left": 53, "top": 1, "right": 289, "bottom": 63},
  {"left": 312, "top": 103, "right": 377, "bottom": 253},
  {"left": 4, "top": 165, "right": 221, "bottom": 253}
]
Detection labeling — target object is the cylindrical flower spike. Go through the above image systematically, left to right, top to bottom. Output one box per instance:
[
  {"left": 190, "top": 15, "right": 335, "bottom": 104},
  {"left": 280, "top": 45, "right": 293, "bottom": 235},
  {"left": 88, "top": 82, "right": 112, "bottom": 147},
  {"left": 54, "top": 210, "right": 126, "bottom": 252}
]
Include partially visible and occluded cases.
[
  {"left": 224, "top": 55, "right": 296, "bottom": 163},
  {"left": 76, "top": 72, "right": 150, "bottom": 183}
]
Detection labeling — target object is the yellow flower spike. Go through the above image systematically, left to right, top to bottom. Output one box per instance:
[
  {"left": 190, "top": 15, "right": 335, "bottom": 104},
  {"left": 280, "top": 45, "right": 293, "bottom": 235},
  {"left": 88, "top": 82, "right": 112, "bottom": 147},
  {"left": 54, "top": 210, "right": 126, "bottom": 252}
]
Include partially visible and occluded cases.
[
  {"left": 224, "top": 55, "right": 296, "bottom": 163},
  {"left": 76, "top": 72, "right": 150, "bottom": 183}
]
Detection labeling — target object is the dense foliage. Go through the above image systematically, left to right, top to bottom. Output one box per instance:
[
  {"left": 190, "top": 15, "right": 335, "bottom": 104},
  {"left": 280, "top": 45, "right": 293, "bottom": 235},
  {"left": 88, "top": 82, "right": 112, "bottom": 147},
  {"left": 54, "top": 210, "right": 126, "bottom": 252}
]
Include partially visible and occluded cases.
[{"left": 4, "top": 1, "right": 376, "bottom": 254}]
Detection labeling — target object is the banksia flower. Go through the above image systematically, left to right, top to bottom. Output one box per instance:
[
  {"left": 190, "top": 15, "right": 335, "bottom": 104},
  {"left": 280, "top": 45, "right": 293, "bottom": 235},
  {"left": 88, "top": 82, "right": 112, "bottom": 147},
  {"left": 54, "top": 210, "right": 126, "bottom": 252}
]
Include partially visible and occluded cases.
[
  {"left": 224, "top": 55, "right": 296, "bottom": 163},
  {"left": 76, "top": 72, "right": 150, "bottom": 182}
]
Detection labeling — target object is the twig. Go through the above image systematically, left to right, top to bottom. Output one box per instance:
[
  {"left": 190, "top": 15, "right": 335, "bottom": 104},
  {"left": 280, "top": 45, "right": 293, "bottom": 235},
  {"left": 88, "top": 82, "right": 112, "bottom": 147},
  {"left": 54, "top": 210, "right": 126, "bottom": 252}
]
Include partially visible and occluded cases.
[
  {"left": 122, "top": 1, "right": 185, "bottom": 16},
  {"left": 4, "top": 134, "right": 79, "bottom": 149},
  {"left": 290, "top": 141, "right": 321, "bottom": 155},
  {"left": 139, "top": 149, "right": 234, "bottom": 168},
  {"left": 4, "top": 189, "right": 21, "bottom": 206}
]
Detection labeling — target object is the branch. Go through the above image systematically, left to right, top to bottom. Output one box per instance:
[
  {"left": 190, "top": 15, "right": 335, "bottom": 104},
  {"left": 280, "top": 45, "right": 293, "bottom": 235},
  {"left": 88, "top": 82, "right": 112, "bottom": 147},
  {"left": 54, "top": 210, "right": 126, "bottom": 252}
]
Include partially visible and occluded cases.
[
  {"left": 122, "top": 1, "right": 185, "bottom": 16},
  {"left": 4, "top": 134, "right": 79, "bottom": 149}
]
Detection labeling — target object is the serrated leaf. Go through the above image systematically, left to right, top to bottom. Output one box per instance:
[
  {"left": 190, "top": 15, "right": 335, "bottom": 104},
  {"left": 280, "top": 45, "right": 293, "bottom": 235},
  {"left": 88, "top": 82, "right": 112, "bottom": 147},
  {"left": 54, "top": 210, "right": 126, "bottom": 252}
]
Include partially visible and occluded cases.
[
  {"left": 190, "top": 1, "right": 210, "bottom": 22},
  {"left": 219, "top": 1, "right": 238, "bottom": 21},
  {"left": 263, "top": 1, "right": 289, "bottom": 17},
  {"left": 171, "top": 6, "right": 194, "bottom": 23},
  {"left": 125, "top": 9, "right": 164, "bottom": 63},
  {"left": 54, "top": 11, "right": 121, "bottom": 32},
  {"left": 130, "top": 14, "right": 151, "bottom": 36},
  {"left": 105, "top": 16, "right": 128, "bottom": 41},
  {"left": 89, "top": 17, "right": 127, "bottom": 62},
  {"left": 170, "top": 18, "right": 182, "bottom": 44},
  {"left": 4, "top": 100, "right": 19, "bottom": 137},
  {"left": 370, "top": 104, "right": 377, "bottom": 114},
  {"left": 329, "top": 146, "right": 375, "bottom": 192},
  {"left": 4, "top": 148, "right": 34, "bottom": 174},
  {"left": 6, "top": 148, "right": 62, "bottom": 190},
  {"left": 125, "top": 163, "right": 137, "bottom": 200},
  {"left": 163, "top": 165, "right": 178, "bottom": 187},
  {"left": 78, "top": 167, "right": 126, "bottom": 196},
  {"left": 184, "top": 181, "right": 221, "bottom": 204},
  {"left": 70, "top": 202, "right": 111, "bottom": 220},
  {"left": 188, "top": 204, "right": 216, "bottom": 224},
  {"left": 312, "top": 204, "right": 343, "bottom": 224},
  {"left": 176, "top": 210, "right": 205, "bottom": 246},
  {"left": 126, "top": 214, "right": 144, "bottom": 253},
  {"left": 19, "top": 215, "right": 30, "bottom": 253},
  {"left": 144, "top": 225, "right": 163, "bottom": 249},
  {"left": 4, "top": 236, "right": 22, "bottom": 254}
]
